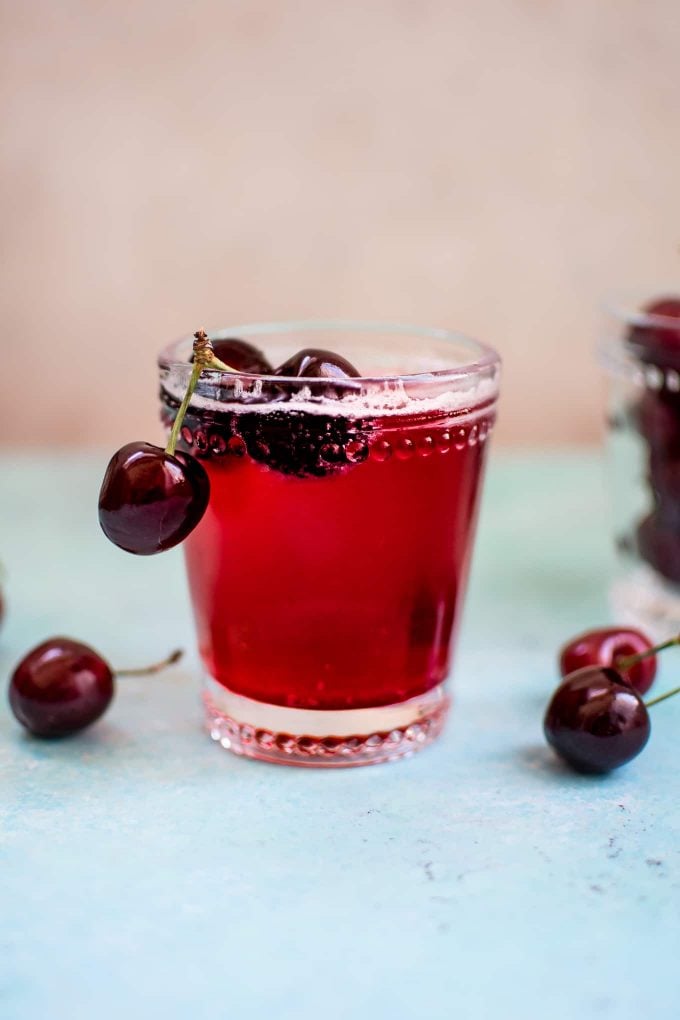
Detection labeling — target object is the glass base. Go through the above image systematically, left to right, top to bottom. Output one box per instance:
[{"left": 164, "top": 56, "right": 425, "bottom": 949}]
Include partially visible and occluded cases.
[
  {"left": 610, "top": 564, "right": 680, "bottom": 641},
  {"left": 203, "top": 677, "right": 449, "bottom": 768}
]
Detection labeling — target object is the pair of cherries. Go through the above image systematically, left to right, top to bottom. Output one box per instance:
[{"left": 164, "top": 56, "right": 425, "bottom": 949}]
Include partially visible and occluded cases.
[
  {"left": 98, "top": 332, "right": 360, "bottom": 556},
  {"left": 545, "top": 625, "right": 679, "bottom": 773}
]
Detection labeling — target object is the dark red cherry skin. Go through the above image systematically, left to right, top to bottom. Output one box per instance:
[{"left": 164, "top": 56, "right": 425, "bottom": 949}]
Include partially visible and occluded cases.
[
  {"left": 627, "top": 296, "right": 680, "bottom": 368},
  {"left": 646, "top": 297, "right": 680, "bottom": 317},
  {"left": 191, "top": 337, "right": 273, "bottom": 375},
  {"left": 275, "top": 348, "right": 360, "bottom": 380},
  {"left": 633, "top": 390, "right": 680, "bottom": 454},
  {"left": 98, "top": 442, "right": 210, "bottom": 555},
  {"left": 648, "top": 452, "right": 680, "bottom": 522},
  {"left": 637, "top": 513, "right": 680, "bottom": 584},
  {"left": 559, "top": 626, "right": 656, "bottom": 695},
  {"left": 9, "top": 637, "right": 114, "bottom": 737},
  {"left": 544, "top": 666, "right": 650, "bottom": 773}
]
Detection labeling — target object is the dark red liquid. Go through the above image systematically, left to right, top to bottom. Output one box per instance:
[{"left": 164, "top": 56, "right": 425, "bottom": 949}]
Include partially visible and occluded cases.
[{"left": 179, "top": 403, "right": 493, "bottom": 710}]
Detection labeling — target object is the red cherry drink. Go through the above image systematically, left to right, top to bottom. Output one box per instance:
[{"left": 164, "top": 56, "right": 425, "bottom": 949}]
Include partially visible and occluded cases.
[{"left": 159, "top": 324, "right": 500, "bottom": 766}]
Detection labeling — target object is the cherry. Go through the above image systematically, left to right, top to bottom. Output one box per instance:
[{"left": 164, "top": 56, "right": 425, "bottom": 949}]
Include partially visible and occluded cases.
[
  {"left": 627, "top": 296, "right": 680, "bottom": 368},
  {"left": 645, "top": 297, "right": 680, "bottom": 317},
  {"left": 99, "top": 330, "right": 228, "bottom": 556},
  {"left": 191, "top": 337, "right": 273, "bottom": 375},
  {"left": 275, "top": 348, "right": 361, "bottom": 380},
  {"left": 632, "top": 390, "right": 680, "bottom": 454},
  {"left": 99, "top": 441, "right": 210, "bottom": 554},
  {"left": 648, "top": 452, "right": 680, "bottom": 519},
  {"left": 637, "top": 513, "right": 680, "bottom": 584},
  {"left": 559, "top": 626, "right": 657, "bottom": 695},
  {"left": 8, "top": 638, "right": 181, "bottom": 737},
  {"left": 544, "top": 666, "right": 650, "bottom": 773}
]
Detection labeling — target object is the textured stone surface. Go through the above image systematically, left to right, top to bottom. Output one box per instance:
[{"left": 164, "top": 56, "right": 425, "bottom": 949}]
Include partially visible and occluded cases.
[{"left": 1, "top": 450, "right": 678, "bottom": 1019}]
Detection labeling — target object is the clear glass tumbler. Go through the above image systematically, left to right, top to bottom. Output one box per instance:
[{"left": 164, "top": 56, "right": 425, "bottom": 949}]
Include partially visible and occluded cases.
[
  {"left": 601, "top": 298, "right": 680, "bottom": 639},
  {"left": 159, "top": 322, "right": 501, "bottom": 766}
]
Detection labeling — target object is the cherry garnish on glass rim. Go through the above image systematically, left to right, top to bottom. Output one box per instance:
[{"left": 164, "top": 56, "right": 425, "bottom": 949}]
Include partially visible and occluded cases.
[{"left": 98, "top": 331, "right": 230, "bottom": 555}]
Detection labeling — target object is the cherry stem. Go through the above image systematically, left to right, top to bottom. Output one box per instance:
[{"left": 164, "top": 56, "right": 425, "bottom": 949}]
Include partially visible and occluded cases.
[
  {"left": 165, "top": 329, "right": 234, "bottom": 456},
  {"left": 615, "top": 633, "right": 680, "bottom": 671},
  {"left": 116, "top": 648, "right": 183, "bottom": 678},
  {"left": 644, "top": 685, "right": 680, "bottom": 709}
]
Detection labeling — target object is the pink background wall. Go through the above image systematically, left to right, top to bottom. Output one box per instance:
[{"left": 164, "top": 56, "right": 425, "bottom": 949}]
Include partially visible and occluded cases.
[{"left": 2, "top": 0, "right": 680, "bottom": 447}]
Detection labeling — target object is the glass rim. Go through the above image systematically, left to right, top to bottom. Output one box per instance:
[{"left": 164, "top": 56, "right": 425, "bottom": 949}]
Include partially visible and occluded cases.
[
  {"left": 603, "top": 293, "right": 680, "bottom": 328},
  {"left": 599, "top": 294, "right": 680, "bottom": 383},
  {"left": 157, "top": 318, "right": 501, "bottom": 386}
]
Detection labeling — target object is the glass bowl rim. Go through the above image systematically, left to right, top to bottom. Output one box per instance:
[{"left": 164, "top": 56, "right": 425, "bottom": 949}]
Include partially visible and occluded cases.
[{"left": 603, "top": 294, "right": 680, "bottom": 329}]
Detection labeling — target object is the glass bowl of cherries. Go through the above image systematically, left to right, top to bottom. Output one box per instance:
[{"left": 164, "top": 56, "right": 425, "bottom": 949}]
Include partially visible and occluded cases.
[{"left": 601, "top": 294, "right": 680, "bottom": 636}]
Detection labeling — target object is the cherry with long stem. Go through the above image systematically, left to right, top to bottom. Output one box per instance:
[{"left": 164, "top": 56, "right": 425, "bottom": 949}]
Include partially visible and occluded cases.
[
  {"left": 99, "top": 330, "right": 235, "bottom": 555},
  {"left": 9, "top": 640, "right": 185, "bottom": 738},
  {"left": 544, "top": 663, "right": 680, "bottom": 774}
]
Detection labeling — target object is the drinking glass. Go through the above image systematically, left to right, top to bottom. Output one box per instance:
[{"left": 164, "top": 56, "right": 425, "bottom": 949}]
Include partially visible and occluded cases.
[{"left": 159, "top": 321, "right": 501, "bottom": 766}]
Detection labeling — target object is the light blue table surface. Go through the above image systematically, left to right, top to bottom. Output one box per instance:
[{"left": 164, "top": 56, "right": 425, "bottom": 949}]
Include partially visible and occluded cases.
[{"left": 1, "top": 449, "right": 679, "bottom": 1020}]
